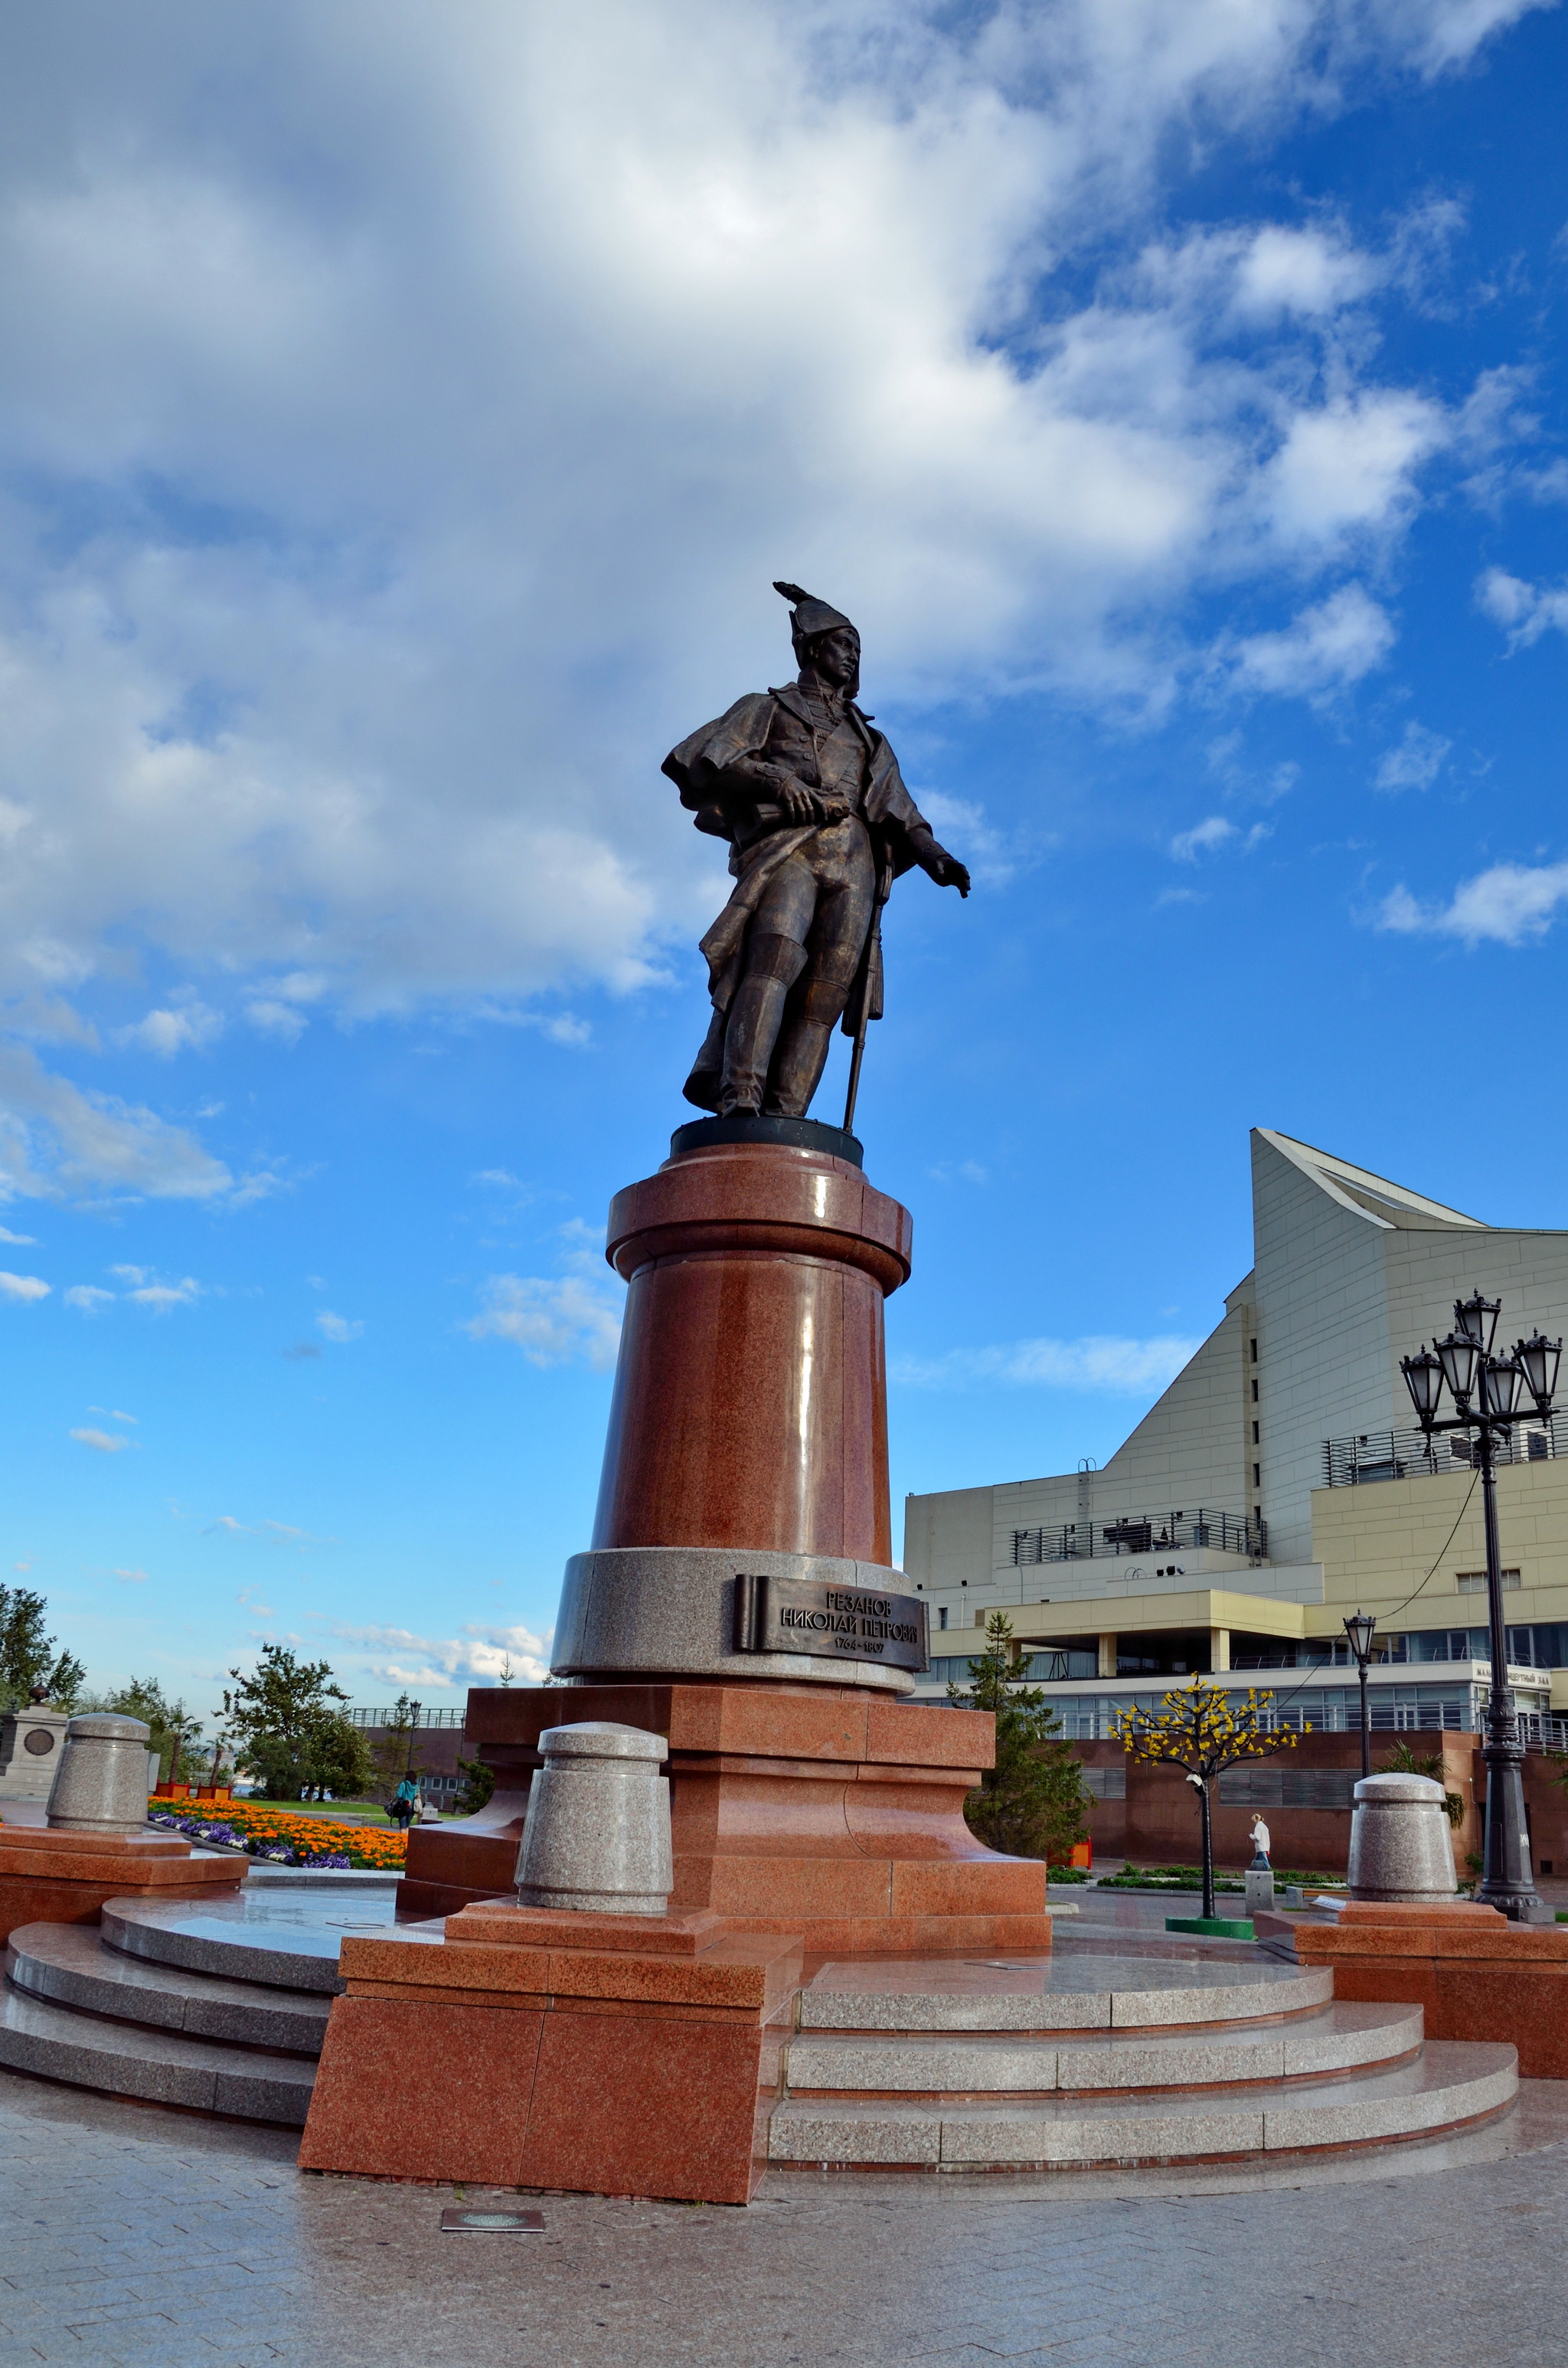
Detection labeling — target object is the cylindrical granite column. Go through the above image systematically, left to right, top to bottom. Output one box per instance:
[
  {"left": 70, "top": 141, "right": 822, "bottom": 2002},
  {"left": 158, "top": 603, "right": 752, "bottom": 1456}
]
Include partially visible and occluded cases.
[
  {"left": 550, "top": 1118, "right": 918, "bottom": 1691},
  {"left": 594, "top": 1131, "right": 909, "bottom": 1559}
]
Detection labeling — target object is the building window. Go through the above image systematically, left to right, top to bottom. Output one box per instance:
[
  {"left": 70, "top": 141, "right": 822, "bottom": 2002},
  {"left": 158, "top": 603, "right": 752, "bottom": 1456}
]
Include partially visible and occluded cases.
[
  {"left": 1250, "top": 1338, "right": 1258, "bottom": 1361},
  {"left": 1251, "top": 1379, "right": 1259, "bottom": 1403},
  {"left": 1252, "top": 1421, "right": 1259, "bottom": 1445},
  {"left": 1253, "top": 1462, "right": 1261, "bottom": 1487},
  {"left": 1457, "top": 1570, "right": 1521, "bottom": 1593},
  {"left": 939, "top": 1605, "right": 948, "bottom": 1630}
]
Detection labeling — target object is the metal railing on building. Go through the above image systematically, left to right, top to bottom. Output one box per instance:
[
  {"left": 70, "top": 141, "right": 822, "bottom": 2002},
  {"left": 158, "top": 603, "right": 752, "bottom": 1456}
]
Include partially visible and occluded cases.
[
  {"left": 1322, "top": 1412, "right": 1568, "bottom": 1488},
  {"left": 1011, "top": 1506, "right": 1266, "bottom": 1566},
  {"left": 346, "top": 1706, "right": 466, "bottom": 1729}
]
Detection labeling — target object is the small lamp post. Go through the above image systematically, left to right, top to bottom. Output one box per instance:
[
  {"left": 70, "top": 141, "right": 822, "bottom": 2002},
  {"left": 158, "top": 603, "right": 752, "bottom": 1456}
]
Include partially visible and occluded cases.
[
  {"left": 1400, "top": 1293, "right": 1562, "bottom": 1922},
  {"left": 1343, "top": 1609, "right": 1377, "bottom": 1781}
]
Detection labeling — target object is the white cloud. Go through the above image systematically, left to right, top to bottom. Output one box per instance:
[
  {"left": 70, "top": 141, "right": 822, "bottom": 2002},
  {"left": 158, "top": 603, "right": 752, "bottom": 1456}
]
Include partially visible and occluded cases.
[
  {"left": 0, "top": 1, "right": 1538, "bottom": 1020},
  {"left": 1475, "top": 567, "right": 1568, "bottom": 649},
  {"left": 1226, "top": 585, "right": 1396, "bottom": 699},
  {"left": 1375, "top": 720, "right": 1451, "bottom": 791},
  {"left": 915, "top": 793, "right": 1013, "bottom": 889},
  {"left": 1169, "top": 816, "right": 1269, "bottom": 862},
  {"left": 1171, "top": 816, "right": 1236, "bottom": 862},
  {"left": 1379, "top": 860, "right": 1568, "bottom": 947},
  {"left": 245, "top": 1000, "right": 309, "bottom": 1045},
  {"left": 116, "top": 1002, "right": 224, "bottom": 1057},
  {"left": 0, "top": 1042, "right": 230, "bottom": 1202},
  {"left": 0, "top": 1225, "right": 38, "bottom": 1244},
  {"left": 109, "top": 1264, "right": 204, "bottom": 1310},
  {"left": 0, "top": 1271, "right": 50, "bottom": 1303},
  {"left": 466, "top": 1272, "right": 623, "bottom": 1370},
  {"left": 64, "top": 1284, "right": 115, "bottom": 1313},
  {"left": 315, "top": 1310, "right": 363, "bottom": 1343},
  {"left": 893, "top": 1333, "right": 1202, "bottom": 1392},
  {"left": 71, "top": 1425, "right": 131, "bottom": 1451},
  {"left": 114, "top": 1566, "right": 149, "bottom": 1584},
  {"left": 332, "top": 1619, "right": 554, "bottom": 1690}
]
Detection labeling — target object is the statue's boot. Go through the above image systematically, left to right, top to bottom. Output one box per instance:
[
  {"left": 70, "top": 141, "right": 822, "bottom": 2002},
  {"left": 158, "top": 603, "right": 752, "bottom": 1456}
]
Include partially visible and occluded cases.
[
  {"left": 719, "top": 937, "right": 805, "bottom": 1114},
  {"left": 765, "top": 976, "right": 850, "bottom": 1120},
  {"left": 764, "top": 1019, "right": 833, "bottom": 1120}
]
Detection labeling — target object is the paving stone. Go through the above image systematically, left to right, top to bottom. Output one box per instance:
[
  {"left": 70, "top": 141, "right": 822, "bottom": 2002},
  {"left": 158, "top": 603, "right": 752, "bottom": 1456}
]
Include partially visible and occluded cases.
[{"left": 1, "top": 2062, "right": 1566, "bottom": 2366}]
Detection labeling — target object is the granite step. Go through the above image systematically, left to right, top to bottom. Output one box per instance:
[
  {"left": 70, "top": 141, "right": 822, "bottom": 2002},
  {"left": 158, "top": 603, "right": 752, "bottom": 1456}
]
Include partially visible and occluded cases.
[
  {"left": 6, "top": 1921, "right": 332, "bottom": 2055},
  {"left": 798, "top": 1954, "right": 1334, "bottom": 2033},
  {"left": 0, "top": 1980, "right": 318, "bottom": 2125},
  {"left": 782, "top": 2000, "right": 1423, "bottom": 2095},
  {"left": 769, "top": 2039, "right": 1518, "bottom": 2167}
]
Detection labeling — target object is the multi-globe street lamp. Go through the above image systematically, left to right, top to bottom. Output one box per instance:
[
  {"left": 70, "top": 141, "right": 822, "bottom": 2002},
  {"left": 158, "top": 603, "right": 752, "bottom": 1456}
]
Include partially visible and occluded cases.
[{"left": 1400, "top": 1292, "right": 1562, "bottom": 1923}]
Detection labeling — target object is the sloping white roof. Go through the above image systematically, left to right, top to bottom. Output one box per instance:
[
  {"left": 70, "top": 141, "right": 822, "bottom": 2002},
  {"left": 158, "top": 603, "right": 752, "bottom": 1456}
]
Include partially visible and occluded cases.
[{"left": 1254, "top": 1128, "right": 1485, "bottom": 1233}]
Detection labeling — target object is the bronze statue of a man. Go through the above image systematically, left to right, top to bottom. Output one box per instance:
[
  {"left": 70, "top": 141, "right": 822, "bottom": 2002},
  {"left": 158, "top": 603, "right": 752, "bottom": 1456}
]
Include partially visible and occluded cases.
[{"left": 663, "top": 582, "right": 969, "bottom": 1123}]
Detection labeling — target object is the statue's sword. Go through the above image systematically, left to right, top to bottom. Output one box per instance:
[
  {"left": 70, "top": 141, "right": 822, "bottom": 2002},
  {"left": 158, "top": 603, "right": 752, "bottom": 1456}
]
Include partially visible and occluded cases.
[{"left": 841, "top": 849, "right": 894, "bottom": 1136}]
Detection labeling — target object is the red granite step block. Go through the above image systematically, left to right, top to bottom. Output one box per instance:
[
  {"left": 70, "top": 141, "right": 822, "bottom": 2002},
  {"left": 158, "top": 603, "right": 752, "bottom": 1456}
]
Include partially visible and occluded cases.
[
  {"left": 0, "top": 1823, "right": 244, "bottom": 1944},
  {"left": 1282, "top": 1901, "right": 1568, "bottom": 2077},
  {"left": 444, "top": 1903, "right": 726, "bottom": 1957},
  {"left": 302, "top": 1926, "right": 800, "bottom": 2199},
  {"left": 299, "top": 1997, "right": 546, "bottom": 2186},
  {"left": 516, "top": 2009, "right": 769, "bottom": 2205}
]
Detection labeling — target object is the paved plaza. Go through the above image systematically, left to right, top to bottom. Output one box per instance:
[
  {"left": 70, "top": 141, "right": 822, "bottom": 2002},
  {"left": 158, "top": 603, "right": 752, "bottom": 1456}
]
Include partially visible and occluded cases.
[{"left": 2, "top": 2062, "right": 1565, "bottom": 2368}]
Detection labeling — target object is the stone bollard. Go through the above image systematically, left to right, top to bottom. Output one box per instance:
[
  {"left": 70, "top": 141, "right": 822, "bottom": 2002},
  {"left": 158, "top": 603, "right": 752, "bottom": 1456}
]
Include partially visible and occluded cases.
[
  {"left": 46, "top": 1712, "right": 155, "bottom": 1833},
  {"left": 514, "top": 1722, "right": 672, "bottom": 1915},
  {"left": 1347, "top": 1771, "right": 1457, "bottom": 1902}
]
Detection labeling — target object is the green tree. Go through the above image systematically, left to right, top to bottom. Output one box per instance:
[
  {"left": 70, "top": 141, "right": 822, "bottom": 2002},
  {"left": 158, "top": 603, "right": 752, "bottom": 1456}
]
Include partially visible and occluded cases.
[
  {"left": 0, "top": 1585, "right": 86, "bottom": 1712},
  {"left": 946, "top": 1611, "right": 1089, "bottom": 1863},
  {"left": 222, "top": 1644, "right": 354, "bottom": 1801},
  {"left": 83, "top": 1675, "right": 204, "bottom": 1781},
  {"left": 1112, "top": 1676, "right": 1304, "bottom": 1920},
  {"left": 368, "top": 1693, "right": 427, "bottom": 1792},
  {"left": 305, "top": 1714, "right": 375, "bottom": 1802},
  {"left": 1380, "top": 1739, "right": 1465, "bottom": 1828},
  {"left": 453, "top": 1753, "right": 495, "bottom": 1816}
]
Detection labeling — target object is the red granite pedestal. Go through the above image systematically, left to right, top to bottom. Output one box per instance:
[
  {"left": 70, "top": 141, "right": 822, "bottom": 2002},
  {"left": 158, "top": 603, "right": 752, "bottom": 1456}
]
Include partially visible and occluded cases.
[
  {"left": 307, "top": 1125, "right": 1047, "bottom": 2201},
  {"left": 403, "top": 1680, "right": 1050, "bottom": 1952},
  {"left": 0, "top": 1819, "right": 245, "bottom": 1945},
  {"left": 1258, "top": 1899, "right": 1568, "bottom": 2077},
  {"left": 299, "top": 1909, "right": 800, "bottom": 2202}
]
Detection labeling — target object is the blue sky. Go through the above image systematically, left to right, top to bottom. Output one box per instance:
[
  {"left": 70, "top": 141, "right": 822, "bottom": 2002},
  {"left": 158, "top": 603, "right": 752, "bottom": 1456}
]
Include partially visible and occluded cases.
[{"left": 1, "top": 0, "right": 1566, "bottom": 1723}]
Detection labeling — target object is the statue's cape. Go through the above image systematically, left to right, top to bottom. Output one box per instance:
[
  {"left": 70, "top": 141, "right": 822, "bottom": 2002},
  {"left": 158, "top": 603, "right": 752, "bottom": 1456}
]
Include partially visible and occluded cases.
[{"left": 664, "top": 689, "right": 933, "bottom": 1110}]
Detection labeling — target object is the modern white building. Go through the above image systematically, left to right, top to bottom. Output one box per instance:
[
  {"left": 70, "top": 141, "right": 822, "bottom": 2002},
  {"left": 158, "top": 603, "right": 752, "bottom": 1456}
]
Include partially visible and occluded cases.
[{"left": 904, "top": 1129, "right": 1568, "bottom": 1742}]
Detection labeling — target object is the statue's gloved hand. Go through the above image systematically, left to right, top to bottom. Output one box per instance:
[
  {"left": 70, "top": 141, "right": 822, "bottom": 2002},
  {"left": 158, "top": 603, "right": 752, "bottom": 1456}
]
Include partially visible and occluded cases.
[{"left": 912, "top": 832, "right": 971, "bottom": 898}]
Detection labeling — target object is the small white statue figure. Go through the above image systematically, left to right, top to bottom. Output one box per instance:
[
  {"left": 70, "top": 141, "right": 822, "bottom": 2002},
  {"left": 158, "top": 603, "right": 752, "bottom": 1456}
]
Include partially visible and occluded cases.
[{"left": 1249, "top": 1815, "right": 1272, "bottom": 1867}]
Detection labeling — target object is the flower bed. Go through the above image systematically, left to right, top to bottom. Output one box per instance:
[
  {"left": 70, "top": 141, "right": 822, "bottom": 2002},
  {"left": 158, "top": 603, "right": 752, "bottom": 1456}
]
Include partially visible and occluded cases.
[
  {"left": 148, "top": 1797, "right": 408, "bottom": 1872},
  {"left": 1095, "top": 1862, "right": 1344, "bottom": 1892}
]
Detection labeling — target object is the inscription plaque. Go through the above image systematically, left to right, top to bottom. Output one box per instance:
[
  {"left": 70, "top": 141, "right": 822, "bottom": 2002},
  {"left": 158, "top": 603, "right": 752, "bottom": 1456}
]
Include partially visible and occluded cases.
[{"left": 733, "top": 1573, "right": 928, "bottom": 1673}]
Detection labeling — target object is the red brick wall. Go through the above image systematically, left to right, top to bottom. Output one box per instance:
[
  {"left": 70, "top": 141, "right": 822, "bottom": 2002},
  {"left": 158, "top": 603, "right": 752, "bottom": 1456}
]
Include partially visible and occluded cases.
[{"left": 1070, "top": 1731, "right": 1488, "bottom": 1879}]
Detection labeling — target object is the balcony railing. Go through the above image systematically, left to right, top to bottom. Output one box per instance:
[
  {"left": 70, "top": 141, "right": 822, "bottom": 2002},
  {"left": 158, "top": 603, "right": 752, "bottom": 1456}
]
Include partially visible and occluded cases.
[
  {"left": 1322, "top": 1413, "right": 1568, "bottom": 1488},
  {"left": 1011, "top": 1507, "right": 1266, "bottom": 1566},
  {"left": 346, "top": 1706, "right": 466, "bottom": 1729}
]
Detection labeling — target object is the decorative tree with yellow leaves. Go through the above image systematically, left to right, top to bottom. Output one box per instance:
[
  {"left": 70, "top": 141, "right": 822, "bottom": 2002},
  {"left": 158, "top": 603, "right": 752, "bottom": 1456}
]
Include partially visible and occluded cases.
[{"left": 1111, "top": 1677, "right": 1308, "bottom": 1921}]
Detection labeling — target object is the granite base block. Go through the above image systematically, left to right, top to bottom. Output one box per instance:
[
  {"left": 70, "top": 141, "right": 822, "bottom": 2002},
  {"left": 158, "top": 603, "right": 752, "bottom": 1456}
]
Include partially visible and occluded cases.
[
  {"left": 421, "top": 1682, "right": 1051, "bottom": 1956},
  {"left": 0, "top": 1822, "right": 244, "bottom": 1944},
  {"left": 1282, "top": 1902, "right": 1568, "bottom": 2079},
  {"left": 299, "top": 1923, "right": 803, "bottom": 2203}
]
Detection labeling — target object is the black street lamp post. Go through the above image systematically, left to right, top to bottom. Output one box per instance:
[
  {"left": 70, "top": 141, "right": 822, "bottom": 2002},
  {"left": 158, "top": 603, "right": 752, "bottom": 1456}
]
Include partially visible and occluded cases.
[
  {"left": 1400, "top": 1293, "right": 1562, "bottom": 1923},
  {"left": 1343, "top": 1610, "right": 1377, "bottom": 1781}
]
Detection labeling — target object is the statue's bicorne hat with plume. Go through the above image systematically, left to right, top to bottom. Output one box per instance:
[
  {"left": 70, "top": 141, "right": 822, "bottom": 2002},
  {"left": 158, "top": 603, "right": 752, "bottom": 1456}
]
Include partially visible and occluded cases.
[{"left": 773, "top": 580, "right": 858, "bottom": 646}]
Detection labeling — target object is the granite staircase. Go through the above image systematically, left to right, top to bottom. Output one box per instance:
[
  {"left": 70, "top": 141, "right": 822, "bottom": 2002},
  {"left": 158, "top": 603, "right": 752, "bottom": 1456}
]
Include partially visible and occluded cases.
[
  {"left": 0, "top": 1902, "right": 340, "bottom": 2126},
  {"left": 767, "top": 1949, "right": 1518, "bottom": 2172}
]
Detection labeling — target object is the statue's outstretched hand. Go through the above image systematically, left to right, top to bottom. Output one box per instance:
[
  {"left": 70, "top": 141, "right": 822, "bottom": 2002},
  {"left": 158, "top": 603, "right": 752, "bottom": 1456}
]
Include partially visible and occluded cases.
[{"left": 918, "top": 839, "right": 971, "bottom": 898}]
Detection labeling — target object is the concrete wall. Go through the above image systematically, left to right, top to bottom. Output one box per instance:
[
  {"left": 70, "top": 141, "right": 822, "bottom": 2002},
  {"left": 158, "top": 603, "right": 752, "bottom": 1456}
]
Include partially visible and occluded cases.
[
  {"left": 1252, "top": 1133, "right": 1397, "bottom": 1565},
  {"left": 1308, "top": 1459, "right": 1568, "bottom": 1629}
]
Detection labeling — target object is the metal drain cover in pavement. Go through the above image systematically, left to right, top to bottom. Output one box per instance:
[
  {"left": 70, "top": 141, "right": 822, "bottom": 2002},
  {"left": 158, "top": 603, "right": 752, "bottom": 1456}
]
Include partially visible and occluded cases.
[{"left": 439, "top": 2209, "right": 545, "bottom": 2235}]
